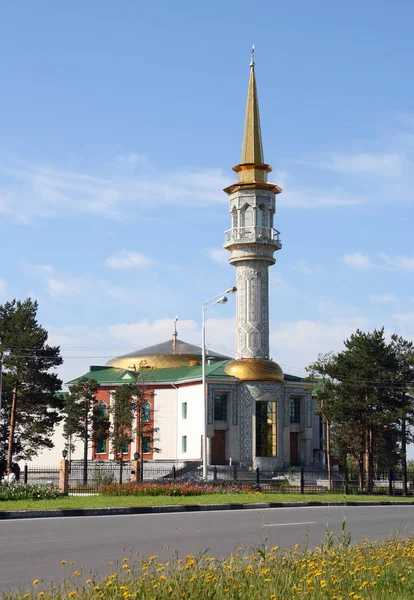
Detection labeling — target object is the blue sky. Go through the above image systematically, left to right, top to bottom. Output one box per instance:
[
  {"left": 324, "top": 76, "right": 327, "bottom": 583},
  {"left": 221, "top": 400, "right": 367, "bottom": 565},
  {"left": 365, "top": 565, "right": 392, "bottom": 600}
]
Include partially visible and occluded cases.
[{"left": 1, "top": 1, "right": 414, "bottom": 412}]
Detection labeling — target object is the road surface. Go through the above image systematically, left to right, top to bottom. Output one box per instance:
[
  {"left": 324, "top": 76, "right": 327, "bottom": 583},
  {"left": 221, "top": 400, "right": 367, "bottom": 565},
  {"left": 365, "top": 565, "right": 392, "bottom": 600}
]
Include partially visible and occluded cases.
[{"left": 1, "top": 505, "right": 413, "bottom": 592}]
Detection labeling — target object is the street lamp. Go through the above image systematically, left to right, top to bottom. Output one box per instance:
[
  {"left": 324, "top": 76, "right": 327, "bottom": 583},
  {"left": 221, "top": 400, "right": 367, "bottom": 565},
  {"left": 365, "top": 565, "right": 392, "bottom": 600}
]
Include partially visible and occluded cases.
[
  {"left": 202, "top": 287, "right": 236, "bottom": 480},
  {"left": 62, "top": 449, "right": 68, "bottom": 459}
]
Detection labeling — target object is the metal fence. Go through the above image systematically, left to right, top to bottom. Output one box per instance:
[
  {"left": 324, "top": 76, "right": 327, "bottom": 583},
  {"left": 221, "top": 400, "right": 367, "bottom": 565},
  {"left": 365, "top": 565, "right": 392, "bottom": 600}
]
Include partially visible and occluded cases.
[
  {"left": 67, "top": 460, "right": 132, "bottom": 495},
  {"left": 20, "top": 461, "right": 414, "bottom": 496},
  {"left": 22, "top": 465, "right": 60, "bottom": 487}
]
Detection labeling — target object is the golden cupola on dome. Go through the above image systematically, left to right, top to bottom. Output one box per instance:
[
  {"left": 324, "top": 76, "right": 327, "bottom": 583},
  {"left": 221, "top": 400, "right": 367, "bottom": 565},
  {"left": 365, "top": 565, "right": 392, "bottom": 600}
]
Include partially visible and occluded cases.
[{"left": 106, "top": 339, "right": 229, "bottom": 371}]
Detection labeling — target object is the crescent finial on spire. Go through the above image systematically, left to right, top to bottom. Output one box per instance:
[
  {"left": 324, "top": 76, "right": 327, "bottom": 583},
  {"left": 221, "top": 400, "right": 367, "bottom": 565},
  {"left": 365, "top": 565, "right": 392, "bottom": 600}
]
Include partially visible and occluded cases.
[{"left": 250, "top": 44, "right": 255, "bottom": 69}]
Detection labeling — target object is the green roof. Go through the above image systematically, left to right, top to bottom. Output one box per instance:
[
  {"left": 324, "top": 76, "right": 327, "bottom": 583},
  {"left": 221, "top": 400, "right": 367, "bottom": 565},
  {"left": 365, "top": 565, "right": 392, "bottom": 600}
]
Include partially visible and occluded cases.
[{"left": 67, "top": 360, "right": 303, "bottom": 386}]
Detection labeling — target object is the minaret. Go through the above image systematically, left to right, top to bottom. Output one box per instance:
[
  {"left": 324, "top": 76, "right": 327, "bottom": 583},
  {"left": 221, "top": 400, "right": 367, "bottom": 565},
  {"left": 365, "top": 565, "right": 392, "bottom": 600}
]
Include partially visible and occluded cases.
[{"left": 223, "top": 48, "right": 283, "bottom": 382}]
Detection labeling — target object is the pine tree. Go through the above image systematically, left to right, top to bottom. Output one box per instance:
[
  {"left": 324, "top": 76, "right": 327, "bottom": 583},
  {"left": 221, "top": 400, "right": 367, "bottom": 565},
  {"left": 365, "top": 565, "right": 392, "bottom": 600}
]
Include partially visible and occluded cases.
[
  {"left": 0, "top": 299, "right": 63, "bottom": 469},
  {"left": 308, "top": 329, "right": 401, "bottom": 492},
  {"left": 62, "top": 377, "right": 109, "bottom": 485},
  {"left": 110, "top": 382, "right": 159, "bottom": 483}
]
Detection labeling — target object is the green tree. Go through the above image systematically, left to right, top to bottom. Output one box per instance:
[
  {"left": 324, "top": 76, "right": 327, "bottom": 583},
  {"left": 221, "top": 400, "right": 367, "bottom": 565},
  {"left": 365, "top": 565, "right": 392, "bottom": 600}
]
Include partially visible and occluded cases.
[
  {"left": 0, "top": 299, "right": 63, "bottom": 469},
  {"left": 308, "top": 329, "right": 400, "bottom": 492},
  {"left": 389, "top": 334, "right": 414, "bottom": 495},
  {"left": 63, "top": 377, "right": 109, "bottom": 485},
  {"left": 110, "top": 381, "right": 159, "bottom": 483}
]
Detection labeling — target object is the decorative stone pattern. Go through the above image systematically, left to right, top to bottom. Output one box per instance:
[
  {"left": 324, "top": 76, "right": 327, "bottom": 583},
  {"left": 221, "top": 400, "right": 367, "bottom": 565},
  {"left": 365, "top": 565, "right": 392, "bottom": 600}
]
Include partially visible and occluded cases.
[
  {"left": 235, "top": 262, "right": 269, "bottom": 359},
  {"left": 239, "top": 381, "right": 284, "bottom": 464},
  {"left": 207, "top": 382, "right": 238, "bottom": 426},
  {"left": 284, "top": 387, "right": 313, "bottom": 428}
]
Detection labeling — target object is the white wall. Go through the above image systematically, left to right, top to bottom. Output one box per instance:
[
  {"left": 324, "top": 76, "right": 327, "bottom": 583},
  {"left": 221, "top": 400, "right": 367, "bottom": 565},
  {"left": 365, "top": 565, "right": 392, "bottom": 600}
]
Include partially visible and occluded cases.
[
  {"left": 176, "top": 383, "right": 203, "bottom": 461},
  {"left": 153, "top": 387, "right": 178, "bottom": 460},
  {"left": 21, "top": 420, "right": 92, "bottom": 467}
]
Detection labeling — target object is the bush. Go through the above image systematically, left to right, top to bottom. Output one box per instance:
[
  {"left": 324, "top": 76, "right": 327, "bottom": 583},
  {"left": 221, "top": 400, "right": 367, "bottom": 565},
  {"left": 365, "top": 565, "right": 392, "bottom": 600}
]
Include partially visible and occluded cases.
[{"left": 0, "top": 483, "right": 61, "bottom": 501}]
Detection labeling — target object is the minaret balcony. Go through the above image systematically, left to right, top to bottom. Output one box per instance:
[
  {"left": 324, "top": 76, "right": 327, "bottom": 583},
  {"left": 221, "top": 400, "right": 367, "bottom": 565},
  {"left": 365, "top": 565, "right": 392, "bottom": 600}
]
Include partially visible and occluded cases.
[{"left": 224, "top": 227, "right": 282, "bottom": 249}]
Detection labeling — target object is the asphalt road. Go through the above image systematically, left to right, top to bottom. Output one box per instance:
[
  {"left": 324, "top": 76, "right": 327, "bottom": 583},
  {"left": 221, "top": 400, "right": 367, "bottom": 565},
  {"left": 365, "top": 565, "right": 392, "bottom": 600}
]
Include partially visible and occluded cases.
[{"left": 1, "top": 505, "right": 414, "bottom": 593}]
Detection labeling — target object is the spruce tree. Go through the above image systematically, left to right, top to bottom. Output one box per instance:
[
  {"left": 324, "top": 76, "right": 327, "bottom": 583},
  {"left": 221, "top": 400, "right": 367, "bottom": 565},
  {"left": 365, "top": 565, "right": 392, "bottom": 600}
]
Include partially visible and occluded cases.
[{"left": 0, "top": 299, "right": 63, "bottom": 468}]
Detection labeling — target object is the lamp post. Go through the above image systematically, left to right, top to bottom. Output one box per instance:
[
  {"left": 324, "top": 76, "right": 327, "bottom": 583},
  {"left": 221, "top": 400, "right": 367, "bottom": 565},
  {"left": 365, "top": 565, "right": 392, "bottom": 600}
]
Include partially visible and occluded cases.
[{"left": 202, "top": 286, "right": 236, "bottom": 480}]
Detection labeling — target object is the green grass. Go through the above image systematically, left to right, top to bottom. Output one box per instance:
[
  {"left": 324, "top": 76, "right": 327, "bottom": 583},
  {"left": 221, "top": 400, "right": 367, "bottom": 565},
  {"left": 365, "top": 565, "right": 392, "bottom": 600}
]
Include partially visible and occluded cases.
[
  {"left": 0, "top": 492, "right": 413, "bottom": 512},
  {"left": 3, "top": 536, "right": 414, "bottom": 599}
]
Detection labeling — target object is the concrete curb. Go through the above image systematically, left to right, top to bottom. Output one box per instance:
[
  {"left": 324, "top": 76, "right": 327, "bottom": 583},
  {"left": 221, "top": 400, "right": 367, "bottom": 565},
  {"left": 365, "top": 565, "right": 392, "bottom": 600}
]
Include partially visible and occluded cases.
[{"left": 1, "top": 500, "right": 414, "bottom": 520}]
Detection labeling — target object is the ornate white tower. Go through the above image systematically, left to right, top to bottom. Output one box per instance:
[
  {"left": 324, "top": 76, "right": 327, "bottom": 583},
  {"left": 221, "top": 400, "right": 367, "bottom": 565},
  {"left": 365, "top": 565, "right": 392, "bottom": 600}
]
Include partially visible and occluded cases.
[{"left": 223, "top": 48, "right": 283, "bottom": 382}]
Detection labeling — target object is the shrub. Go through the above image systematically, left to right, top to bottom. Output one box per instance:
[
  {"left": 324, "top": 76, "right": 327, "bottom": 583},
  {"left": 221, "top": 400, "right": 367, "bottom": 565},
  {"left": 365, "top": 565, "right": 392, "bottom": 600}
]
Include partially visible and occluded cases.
[{"left": 0, "top": 483, "right": 61, "bottom": 501}]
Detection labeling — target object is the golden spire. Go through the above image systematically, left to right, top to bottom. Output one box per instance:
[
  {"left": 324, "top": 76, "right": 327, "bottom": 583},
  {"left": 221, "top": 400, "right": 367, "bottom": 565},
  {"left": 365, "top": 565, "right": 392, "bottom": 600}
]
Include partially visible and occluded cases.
[
  {"left": 241, "top": 45, "right": 264, "bottom": 165},
  {"left": 224, "top": 47, "right": 282, "bottom": 196},
  {"left": 172, "top": 316, "right": 178, "bottom": 354}
]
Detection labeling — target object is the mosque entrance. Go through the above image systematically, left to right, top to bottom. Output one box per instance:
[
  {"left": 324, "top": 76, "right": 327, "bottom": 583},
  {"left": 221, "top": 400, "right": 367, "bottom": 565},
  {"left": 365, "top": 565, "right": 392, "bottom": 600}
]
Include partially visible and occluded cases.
[
  {"left": 211, "top": 430, "right": 226, "bottom": 465},
  {"left": 290, "top": 432, "right": 299, "bottom": 466}
]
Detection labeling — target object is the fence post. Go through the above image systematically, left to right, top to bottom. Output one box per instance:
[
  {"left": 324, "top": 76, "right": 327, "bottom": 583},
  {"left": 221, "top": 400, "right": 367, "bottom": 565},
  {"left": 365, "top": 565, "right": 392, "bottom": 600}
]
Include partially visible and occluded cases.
[
  {"left": 59, "top": 459, "right": 69, "bottom": 496},
  {"left": 24, "top": 464, "right": 28, "bottom": 484},
  {"left": 172, "top": 465, "right": 176, "bottom": 479},
  {"left": 233, "top": 465, "right": 237, "bottom": 481},
  {"left": 213, "top": 466, "right": 218, "bottom": 481},
  {"left": 344, "top": 466, "right": 349, "bottom": 495},
  {"left": 256, "top": 467, "right": 260, "bottom": 486},
  {"left": 300, "top": 467, "right": 305, "bottom": 495},
  {"left": 388, "top": 469, "right": 393, "bottom": 496}
]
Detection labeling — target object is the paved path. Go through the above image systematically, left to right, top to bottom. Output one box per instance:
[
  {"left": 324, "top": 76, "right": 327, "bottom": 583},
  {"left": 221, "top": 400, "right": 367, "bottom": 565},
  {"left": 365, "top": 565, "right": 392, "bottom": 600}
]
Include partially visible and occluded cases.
[{"left": 1, "top": 505, "right": 413, "bottom": 593}]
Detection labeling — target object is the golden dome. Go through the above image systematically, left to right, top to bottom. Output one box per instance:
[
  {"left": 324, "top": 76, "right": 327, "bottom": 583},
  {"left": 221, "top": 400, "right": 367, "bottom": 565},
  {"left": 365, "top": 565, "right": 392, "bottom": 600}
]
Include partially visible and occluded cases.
[
  {"left": 106, "top": 339, "right": 229, "bottom": 371},
  {"left": 223, "top": 358, "right": 284, "bottom": 382}
]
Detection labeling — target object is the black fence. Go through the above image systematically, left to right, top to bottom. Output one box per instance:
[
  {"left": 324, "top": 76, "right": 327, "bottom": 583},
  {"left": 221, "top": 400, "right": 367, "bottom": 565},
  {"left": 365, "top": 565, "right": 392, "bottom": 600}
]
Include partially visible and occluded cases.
[
  {"left": 67, "top": 460, "right": 132, "bottom": 495},
  {"left": 19, "top": 461, "right": 414, "bottom": 496},
  {"left": 22, "top": 465, "right": 60, "bottom": 487}
]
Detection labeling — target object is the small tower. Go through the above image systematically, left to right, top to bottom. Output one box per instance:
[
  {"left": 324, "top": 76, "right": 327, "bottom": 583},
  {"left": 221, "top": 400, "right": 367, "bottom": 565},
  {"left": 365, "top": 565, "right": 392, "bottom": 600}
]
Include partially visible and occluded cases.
[{"left": 224, "top": 48, "right": 283, "bottom": 382}]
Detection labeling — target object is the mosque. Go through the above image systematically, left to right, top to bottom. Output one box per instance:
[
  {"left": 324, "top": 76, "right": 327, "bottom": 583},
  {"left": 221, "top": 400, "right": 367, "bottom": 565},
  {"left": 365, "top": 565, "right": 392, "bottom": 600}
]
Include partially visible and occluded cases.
[{"left": 40, "top": 51, "right": 322, "bottom": 469}]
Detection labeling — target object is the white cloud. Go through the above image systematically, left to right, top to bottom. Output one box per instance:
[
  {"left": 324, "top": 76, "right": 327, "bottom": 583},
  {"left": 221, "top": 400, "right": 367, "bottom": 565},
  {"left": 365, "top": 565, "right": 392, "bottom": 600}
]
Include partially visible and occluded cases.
[
  {"left": 116, "top": 153, "right": 148, "bottom": 167},
  {"left": 323, "top": 153, "right": 405, "bottom": 177},
  {"left": 0, "top": 154, "right": 231, "bottom": 222},
  {"left": 282, "top": 187, "right": 363, "bottom": 209},
  {"left": 206, "top": 248, "right": 229, "bottom": 266},
  {"left": 105, "top": 250, "right": 155, "bottom": 270},
  {"left": 343, "top": 252, "right": 374, "bottom": 270},
  {"left": 343, "top": 252, "right": 414, "bottom": 272},
  {"left": 377, "top": 252, "right": 414, "bottom": 272},
  {"left": 294, "top": 259, "right": 320, "bottom": 276},
  {"left": 369, "top": 293, "right": 398, "bottom": 303},
  {"left": 270, "top": 314, "right": 370, "bottom": 371}
]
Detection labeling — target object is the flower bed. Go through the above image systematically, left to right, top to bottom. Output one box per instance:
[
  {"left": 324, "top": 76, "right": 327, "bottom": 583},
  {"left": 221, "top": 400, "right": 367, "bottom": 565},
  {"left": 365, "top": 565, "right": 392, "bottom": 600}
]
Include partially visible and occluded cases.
[
  {"left": 101, "top": 481, "right": 259, "bottom": 496},
  {"left": 0, "top": 483, "right": 61, "bottom": 501}
]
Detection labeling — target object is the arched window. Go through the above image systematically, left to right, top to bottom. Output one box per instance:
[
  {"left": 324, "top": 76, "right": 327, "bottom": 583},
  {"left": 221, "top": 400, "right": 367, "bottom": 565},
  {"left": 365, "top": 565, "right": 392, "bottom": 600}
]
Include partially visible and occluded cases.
[
  {"left": 241, "top": 205, "right": 254, "bottom": 229},
  {"left": 141, "top": 401, "right": 151, "bottom": 423},
  {"left": 256, "top": 401, "right": 277, "bottom": 457},
  {"left": 95, "top": 402, "right": 108, "bottom": 455}
]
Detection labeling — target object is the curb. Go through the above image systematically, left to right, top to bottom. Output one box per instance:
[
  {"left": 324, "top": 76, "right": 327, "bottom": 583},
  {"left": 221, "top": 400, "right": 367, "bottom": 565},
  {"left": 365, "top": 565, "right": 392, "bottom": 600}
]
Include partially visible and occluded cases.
[{"left": 1, "top": 500, "right": 414, "bottom": 520}]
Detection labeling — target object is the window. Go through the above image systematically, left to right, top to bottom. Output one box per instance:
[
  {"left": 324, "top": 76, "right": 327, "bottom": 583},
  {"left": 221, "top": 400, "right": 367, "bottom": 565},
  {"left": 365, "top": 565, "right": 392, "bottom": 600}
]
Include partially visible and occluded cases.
[
  {"left": 241, "top": 205, "right": 254, "bottom": 229},
  {"left": 214, "top": 393, "right": 228, "bottom": 421},
  {"left": 290, "top": 397, "right": 301, "bottom": 424},
  {"left": 141, "top": 401, "right": 151, "bottom": 423},
  {"left": 256, "top": 401, "right": 277, "bottom": 457},
  {"left": 95, "top": 402, "right": 107, "bottom": 454},
  {"left": 182, "top": 402, "right": 188, "bottom": 419},
  {"left": 182, "top": 435, "right": 187, "bottom": 453},
  {"left": 142, "top": 436, "right": 151, "bottom": 454},
  {"left": 122, "top": 443, "right": 129, "bottom": 455}
]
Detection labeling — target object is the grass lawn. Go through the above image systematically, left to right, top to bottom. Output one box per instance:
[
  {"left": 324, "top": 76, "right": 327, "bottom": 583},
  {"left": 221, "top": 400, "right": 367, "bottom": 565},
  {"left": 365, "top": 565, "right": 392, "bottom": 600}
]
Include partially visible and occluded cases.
[{"left": 0, "top": 492, "right": 413, "bottom": 512}]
